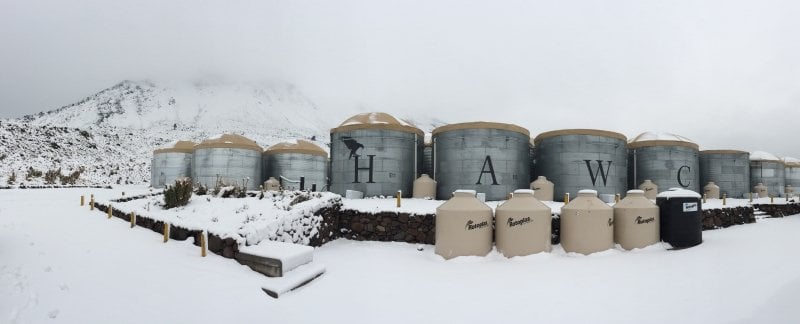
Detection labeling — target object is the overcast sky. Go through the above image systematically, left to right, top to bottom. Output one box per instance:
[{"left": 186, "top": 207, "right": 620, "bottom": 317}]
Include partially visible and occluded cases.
[{"left": 1, "top": 0, "right": 799, "bottom": 156}]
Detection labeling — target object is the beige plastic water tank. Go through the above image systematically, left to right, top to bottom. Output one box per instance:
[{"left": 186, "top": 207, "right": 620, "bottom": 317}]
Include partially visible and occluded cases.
[
  {"left": 413, "top": 174, "right": 437, "bottom": 199},
  {"left": 530, "top": 176, "right": 555, "bottom": 201},
  {"left": 264, "top": 177, "right": 281, "bottom": 191},
  {"left": 638, "top": 180, "right": 658, "bottom": 200},
  {"left": 704, "top": 182, "right": 720, "bottom": 199},
  {"left": 754, "top": 183, "right": 768, "bottom": 198},
  {"left": 495, "top": 189, "right": 552, "bottom": 257},
  {"left": 560, "top": 189, "right": 614, "bottom": 255},
  {"left": 435, "top": 190, "right": 493, "bottom": 260},
  {"left": 613, "top": 190, "right": 659, "bottom": 250}
]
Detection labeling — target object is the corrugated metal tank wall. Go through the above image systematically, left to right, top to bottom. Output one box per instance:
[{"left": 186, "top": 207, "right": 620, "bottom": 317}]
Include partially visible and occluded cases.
[
  {"left": 330, "top": 112, "right": 423, "bottom": 197},
  {"left": 431, "top": 122, "right": 530, "bottom": 201},
  {"left": 533, "top": 129, "right": 628, "bottom": 201},
  {"left": 628, "top": 133, "right": 700, "bottom": 194},
  {"left": 192, "top": 134, "right": 262, "bottom": 190},
  {"left": 150, "top": 140, "right": 195, "bottom": 189},
  {"left": 262, "top": 140, "right": 328, "bottom": 191},
  {"left": 699, "top": 150, "right": 750, "bottom": 198},
  {"left": 151, "top": 152, "right": 193, "bottom": 188},
  {"left": 264, "top": 153, "right": 327, "bottom": 191},
  {"left": 786, "top": 159, "right": 800, "bottom": 195},
  {"left": 750, "top": 160, "right": 786, "bottom": 197}
]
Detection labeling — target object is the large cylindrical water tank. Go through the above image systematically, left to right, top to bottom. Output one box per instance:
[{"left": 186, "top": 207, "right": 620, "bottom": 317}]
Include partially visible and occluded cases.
[
  {"left": 330, "top": 112, "right": 423, "bottom": 198},
  {"left": 432, "top": 122, "right": 530, "bottom": 201},
  {"left": 533, "top": 129, "right": 628, "bottom": 202},
  {"left": 628, "top": 132, "right": 700, "bottom": 194},
  {"left": 193, "top": 134, "right": 262, "bottom": 190},
  {"left": 150, "top": 140, "right": 195, "bottom": 188},
  {"left": 263, "top": 140, "right": 327, "bottom": 191},
  {"left": 699, "top": 150, "right": 750, "bottom": 198},
  {"left": 750, "top": 151, "right": 785, "bottom": 197},
  {"left": 783, "top": 157, "right": 800, "bottom": 196},
  {"left": 656, "top": 188, "right": 702, "bottom": 248},
  {"left": 495, "top": 189, "right": 552, "bottom": 257},
  {"left": 560, "top": 189, "right": 614, "bottom": 255},
  {"left": 435, "top": 190, "right": 493, "bottom": 259},
  {"left": 614, "top": 190, "right": 659, "bottom": 250}
]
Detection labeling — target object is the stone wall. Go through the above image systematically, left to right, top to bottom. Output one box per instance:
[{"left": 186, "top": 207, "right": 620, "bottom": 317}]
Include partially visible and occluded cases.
[
  {"left": 753, "top": 203, "right": 800, "bottom": 218},
  {"left": 701, "top": 207, "right": 756, "bottom": 230},
  {"left": 335, "top": 210, "right": 436, "bottom": 245}
]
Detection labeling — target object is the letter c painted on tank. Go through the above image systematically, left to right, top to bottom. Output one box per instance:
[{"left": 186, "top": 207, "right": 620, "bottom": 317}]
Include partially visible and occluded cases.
[{"left": 677, "top": 165, "right": 691, "bottom": 188}]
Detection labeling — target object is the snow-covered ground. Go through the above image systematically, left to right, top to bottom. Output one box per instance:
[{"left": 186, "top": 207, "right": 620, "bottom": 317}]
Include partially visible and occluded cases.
[{"left": 2, "top": 188, "right": 800, "bottom": 323}]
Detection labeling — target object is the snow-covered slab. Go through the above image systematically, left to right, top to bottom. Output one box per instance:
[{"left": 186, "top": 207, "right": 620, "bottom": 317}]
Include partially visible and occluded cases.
[
  {"left": 237, "top": 241, "right": 314, "bottom": 277},
  {"left": 261, "top": 262, "right": 326, "bottom": 298}
]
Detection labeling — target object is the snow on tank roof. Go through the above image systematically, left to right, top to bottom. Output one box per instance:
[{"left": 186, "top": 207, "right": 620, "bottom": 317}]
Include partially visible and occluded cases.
[
  {"left": 331, "top": 112, "right": 424, "bottom": 136},
  {"left": 431, "top": 121, "right": 530, "bottom": 137},
  {"left": 533, "top": 129, "right": 627, "bottom": 145},
  {"left": 627, "top": 131, "right": 699, "bottom": 150},
  {"left": 195, "top": 134, "right": 262, "bottom": 151},
  {"left": 264, "top": 139, "right": 327, "bottom": 157},
  {"left": 153, "top": 140, "right": 196, "bottom": 154},
  {"left": 750, "top": 151, "right": 780, "bottom": 162},
  {"left": 784, "top": 157, "right": 800, "bottom": 167},
  {"left": 656, "top": 188, "right": 702, "bottom": 199}
]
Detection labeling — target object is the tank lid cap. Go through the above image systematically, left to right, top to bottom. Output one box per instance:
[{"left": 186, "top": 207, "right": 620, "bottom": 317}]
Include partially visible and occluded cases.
[
  {"left": 656, "top": 188, "right": 702, "bottom": 199},
  {"left": 513, "top": 189, "right": 535, "bottom": 195},
  {"left": 578, "top": 189, "right": 598, "bottom": 197},
  {"left": 627, "top": 189, "right": 645, "bottom": 195},
  {"left": 453, "top": 190, "right": 477, "bottom": 197}
]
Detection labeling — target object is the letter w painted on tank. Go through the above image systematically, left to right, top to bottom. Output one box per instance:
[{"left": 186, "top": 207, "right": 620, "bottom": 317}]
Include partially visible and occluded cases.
[
  {"left": 352, "top": 155, "right": 376, "bottom": 183},
  {"left": 476, "top": 156, "right": 499, "bottom": 185},
  {"left": 584, "top": 160, "right": 612, "bottom": 186}
]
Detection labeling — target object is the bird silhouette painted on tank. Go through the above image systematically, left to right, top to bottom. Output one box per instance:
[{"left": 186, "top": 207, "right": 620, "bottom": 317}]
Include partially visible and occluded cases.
[{"left": 341, "top": 136, "right": 365, "bottom": 160}]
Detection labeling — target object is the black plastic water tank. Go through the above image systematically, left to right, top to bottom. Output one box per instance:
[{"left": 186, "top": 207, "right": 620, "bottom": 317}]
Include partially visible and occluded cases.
[{"left": 656, "top": 188, "right": 702, "bottom": 248}]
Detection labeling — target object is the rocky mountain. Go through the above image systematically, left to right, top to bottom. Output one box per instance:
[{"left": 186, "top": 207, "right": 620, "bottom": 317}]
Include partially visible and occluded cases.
[{"left": 1, "top": 80, "right": 446, "bottom": 186}]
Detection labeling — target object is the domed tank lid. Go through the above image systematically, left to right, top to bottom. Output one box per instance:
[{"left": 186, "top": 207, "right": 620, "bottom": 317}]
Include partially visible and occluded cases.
[
  {"left": 331, "top": 112, "right": 424, "bottom": 136},
  {"left": 431, "top": 121, "right": 530, "bottom": 137},
  {"left": 533, "top": 129, "right": 627, "bottom": 145},
  {"left": 627, "top": 132, "right": 699, "bottom": 150},
  {"left": 195, "top": 134, "right": 262, "bottom": 152},
  {"left": 153, "top": 140, "right": 196, "bottom": 154},
  {"left": 263, "top": 140, "right": 327, "bottom": 157},
  {"left": 700, "top": 149, "right": 749, "bottom": 155},
  {"left": 749, "top": 151, "right": 781, "bottom": 162},
  {"left": 783, "top": 157, "right": 800, "bottom": 167},
  {"left": 656, "top": 188, "right": 701, "bottom": 199}
]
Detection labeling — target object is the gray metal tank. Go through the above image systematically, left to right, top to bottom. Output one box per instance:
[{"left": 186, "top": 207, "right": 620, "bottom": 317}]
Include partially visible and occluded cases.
[
  {"left": 330, "top": 112, "right": 423, "bottom": 198},
  {"left": 432, "top": 122, "right": 530, "bottom": 201},
  {"left": 532, "top": 129, "right": 628, "bottom": 202},
  {"left": 628, "top": 132, "right": 700, "bottom": 194},
  {"left": 193, "top": 134, "right": 263, "bottom": 190},
  {"left": 150, "top": 140, "right": 195, "bottom": 188},
  {"left": 263, "top": 140, "right": 328, "bottom": 191},
  {"left": 422, "top": 141, "right": 433, "bottom": 177},
  {"left": 699, "top": 150, "right": 750, "bottom": 198},
  {"left": 749, "top": 151, "right": 785, "bottom": 197},
  {"left": 784, "top": 157, "right": 800, "bottom": 195}
]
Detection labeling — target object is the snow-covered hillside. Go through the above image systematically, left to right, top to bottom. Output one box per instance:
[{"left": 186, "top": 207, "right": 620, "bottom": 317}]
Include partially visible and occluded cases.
[{"left": 1, "top": 80, "right": 446, "bottom": 186}]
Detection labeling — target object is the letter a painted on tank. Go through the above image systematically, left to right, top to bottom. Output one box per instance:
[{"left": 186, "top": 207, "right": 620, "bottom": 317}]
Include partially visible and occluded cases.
[
  {"left": 353, "top": 155, "right": 376, "bottom": 183},
  {"left": 476, "top": 156, "right": 499, "bottom": 185},
  {"left": 584, "top": 160, "right": 612, "bottom": 186},
  {"left": 677, "top": 165, "right": 691, "bottom": 187}
]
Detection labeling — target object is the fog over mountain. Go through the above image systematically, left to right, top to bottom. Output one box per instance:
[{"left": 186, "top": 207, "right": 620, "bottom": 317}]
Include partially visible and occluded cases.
[{"left": 1, "top": 1, "right": 799, "bottom": 157}]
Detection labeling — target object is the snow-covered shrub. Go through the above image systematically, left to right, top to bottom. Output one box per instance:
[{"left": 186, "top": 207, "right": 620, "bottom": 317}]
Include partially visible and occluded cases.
[
  {"left": 6, "top": 171, "right": 16, "bottom": 185},
  {"left": 164, "top": 178, "right": 192, "bottom": 209}
]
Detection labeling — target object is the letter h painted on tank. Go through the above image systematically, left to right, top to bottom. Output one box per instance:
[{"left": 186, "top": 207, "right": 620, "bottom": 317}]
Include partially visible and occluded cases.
[
  {"left": 353, "top": 155, "right": 376, "bottom": 183},
  {"left": 476, "top": 156, "right": 499, "bottom": 185},
  {"left": 585, "top": 160, "right": 612, "bottom": 186}
]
